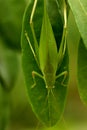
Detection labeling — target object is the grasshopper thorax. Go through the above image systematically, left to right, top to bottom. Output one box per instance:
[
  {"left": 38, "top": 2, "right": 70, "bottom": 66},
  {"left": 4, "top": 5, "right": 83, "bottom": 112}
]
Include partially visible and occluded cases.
[
  {"left": 43, "top": 61, "right": 56, "bottom": 89},
  {"left": 44, "top": 73, "right": 55, "bottom": 89}
]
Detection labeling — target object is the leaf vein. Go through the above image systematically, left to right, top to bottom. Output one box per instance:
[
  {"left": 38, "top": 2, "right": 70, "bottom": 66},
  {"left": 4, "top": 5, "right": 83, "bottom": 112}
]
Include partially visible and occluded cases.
[{"left": 78, "top": 0, "right": 87, "bottom": 16}]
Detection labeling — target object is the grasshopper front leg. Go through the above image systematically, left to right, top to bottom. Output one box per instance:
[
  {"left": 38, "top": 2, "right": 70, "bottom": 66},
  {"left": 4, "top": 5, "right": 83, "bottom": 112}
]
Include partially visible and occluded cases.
[
  {"left": 56, "top": 70, "right": 68, "bottom": 87},
  {"left": 31, "top": 71, "right": 43, "bottom": 88}
]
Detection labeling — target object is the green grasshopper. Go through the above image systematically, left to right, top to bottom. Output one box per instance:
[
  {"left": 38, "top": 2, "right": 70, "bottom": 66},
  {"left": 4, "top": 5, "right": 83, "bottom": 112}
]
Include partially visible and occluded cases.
[{"left": 25, "top": 0, "right": 68, "bottom": 97}]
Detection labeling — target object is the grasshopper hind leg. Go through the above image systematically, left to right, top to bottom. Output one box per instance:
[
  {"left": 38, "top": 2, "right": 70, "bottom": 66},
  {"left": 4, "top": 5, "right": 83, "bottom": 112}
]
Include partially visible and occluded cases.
[
  {"left": 25, "top": 0, "right": 39, "bottom": 67},
  {"left": 29, "top": 0, "right": 39, "bottom": 59},
  {"left": 25, "top": 31, "right": 39, "bottom": 66}
]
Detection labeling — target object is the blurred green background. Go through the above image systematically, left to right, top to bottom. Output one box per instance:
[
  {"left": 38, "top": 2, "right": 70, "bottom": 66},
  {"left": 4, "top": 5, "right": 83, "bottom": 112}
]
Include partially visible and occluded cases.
[{"left": 0, "top": 0, "right": 87, "bottom": 130}]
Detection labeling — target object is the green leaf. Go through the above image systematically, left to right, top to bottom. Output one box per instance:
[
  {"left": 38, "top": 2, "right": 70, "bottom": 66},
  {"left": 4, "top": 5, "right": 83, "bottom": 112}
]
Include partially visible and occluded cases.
[
  {"left": 0, "top": 0, "right": 27, "bottom": 50},
  {"left": 21, "top": 0, "right": 69, "bottom": 127},
  {"left": 68, "top": 0, "right": 87, "bottom": 48},
  {"left": 77, "top": 39, "right": 87, "bottom": 104},
  {"left": 0, "top": 40, "right": 19, "bottom": 91},
  {"left": 0, "top": 84, "right": 10, "bottom": 130}
]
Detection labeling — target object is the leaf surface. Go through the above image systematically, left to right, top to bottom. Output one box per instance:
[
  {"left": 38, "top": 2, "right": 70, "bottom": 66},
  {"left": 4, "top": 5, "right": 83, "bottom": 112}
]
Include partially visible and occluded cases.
[
  {"left": 0, "top": 0, "right": 27, "bottom": 50},
  {"left": 21, "top": 0, "right": 69, "bottom": 126},
  {"left": 68, "top": 0, "right": 87, "bottom": 48},
  {"left": 0, "top": 39, "right": 19, "bottom": 91},
  {"left": 77, "top": 39, "right": 87, "bottom": 104}
]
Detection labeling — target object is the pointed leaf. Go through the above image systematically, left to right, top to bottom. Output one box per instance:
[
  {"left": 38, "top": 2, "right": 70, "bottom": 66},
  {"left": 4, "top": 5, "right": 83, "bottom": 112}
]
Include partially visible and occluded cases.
[
  {"left": 0, "top": 0, "right": 27, "bottom": 50},
  {"left": 21, "top": 0, "right": 69, "bottom": 126},
  {"left": 68, "top": 0, "right": 87, "bottom": 48},
  {"left": 77, "top": 39, "right": 87, "bottom": 104},
  {"left": 0, "top": 41, "right": 19, "bottom": 91}
]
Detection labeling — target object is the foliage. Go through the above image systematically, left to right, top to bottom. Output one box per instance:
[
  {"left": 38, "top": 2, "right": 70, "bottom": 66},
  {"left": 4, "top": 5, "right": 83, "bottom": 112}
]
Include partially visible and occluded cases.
[
  {"left": 0, "top": 0, "right": 87, "bottom": 128},
  {"left": 0, "top": 0, "right": 27, "bottom": 50},
  {"left": 21, "top": 0, "right": 69, "bottom": 126},
  {"left": 21, "top": 0, "right": 87, "bottom": 127},
  {"left": 68, "top": 0, "right": 87, "bottom": 105},
  {"left": 68, "top": 0, "right": 87, "bottom": 48}
]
